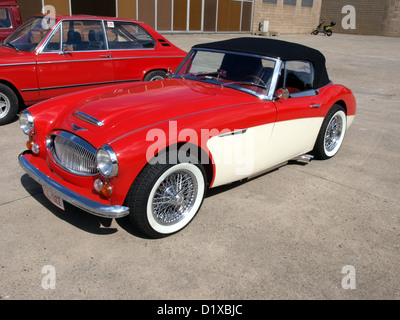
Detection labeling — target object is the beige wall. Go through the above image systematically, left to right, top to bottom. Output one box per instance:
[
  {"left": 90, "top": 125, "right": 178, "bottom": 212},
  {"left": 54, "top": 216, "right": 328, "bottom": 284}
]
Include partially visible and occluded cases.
[
  {"left": 14, "top": 0, "right": 400, "bottom": 37},
  {"left": 17, "top": 0, "right": 42, "bottom": 21},
  {"left": 44, "top": 0, "right": 70, "bottom": 15},
  {"left": 118, "top": 0, "right": 137, "bottom": 20},
  {"left": 252, "top": 0, "right": 322, "bottom": 35},
  {"left": 382, "top": 0, "right": 400, "bottom": 37},
  {"left": 383, "top": 0, "right": 400, "bottom": 37}
]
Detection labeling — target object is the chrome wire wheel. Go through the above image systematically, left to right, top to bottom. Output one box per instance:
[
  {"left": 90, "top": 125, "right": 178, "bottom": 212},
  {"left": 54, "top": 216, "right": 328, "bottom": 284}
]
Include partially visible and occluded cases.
[
  {"left": 0, "top": 92, "right": 10, "bottom": 120},
  {"left": 313, "top": 105, "right": 347, "bottom": 160},
  {"left": 322, "top": 108, "right": 347, "bottom": 158},
  {"left": 325, "top": 114, "right": 343, "bottom": 153},
  {"left": 146, "top": 162, "right": 205, "bottom": 235},
  {"left": 151, "top": 169, "right": 198, "bottom": 226}
]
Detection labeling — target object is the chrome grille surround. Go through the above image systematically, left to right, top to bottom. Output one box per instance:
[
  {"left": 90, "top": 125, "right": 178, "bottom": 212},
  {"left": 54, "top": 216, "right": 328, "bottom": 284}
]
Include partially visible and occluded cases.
[{"left": 47, "top": 131, "right": 99, "bottom": 176}]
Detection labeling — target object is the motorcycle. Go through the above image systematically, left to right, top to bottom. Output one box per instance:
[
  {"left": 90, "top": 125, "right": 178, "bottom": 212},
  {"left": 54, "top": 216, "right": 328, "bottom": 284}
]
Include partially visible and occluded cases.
[{"left": 311, "top": 21, "right": 336, "bottom": 36}]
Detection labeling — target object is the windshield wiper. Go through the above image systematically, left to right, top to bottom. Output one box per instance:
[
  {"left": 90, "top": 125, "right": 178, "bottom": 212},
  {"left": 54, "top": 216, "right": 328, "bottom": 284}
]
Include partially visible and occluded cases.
[{"left": 1, "top": 41, "right": 20, "bottom": 52}]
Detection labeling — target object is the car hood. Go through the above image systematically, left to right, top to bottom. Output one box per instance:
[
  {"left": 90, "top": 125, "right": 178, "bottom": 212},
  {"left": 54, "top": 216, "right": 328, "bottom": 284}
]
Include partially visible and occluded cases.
[{"left": 54, "top": 78, "right": 257, "bottom": 146}]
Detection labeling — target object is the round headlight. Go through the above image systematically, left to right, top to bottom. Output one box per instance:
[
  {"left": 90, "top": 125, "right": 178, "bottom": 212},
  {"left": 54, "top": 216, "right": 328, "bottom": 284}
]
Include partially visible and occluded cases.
[
  {"left": 19, "top": 110, "right": 34, "bottom": 135},
  {"left": 96, "top": 145, "right": 119, "bottom": 177}
]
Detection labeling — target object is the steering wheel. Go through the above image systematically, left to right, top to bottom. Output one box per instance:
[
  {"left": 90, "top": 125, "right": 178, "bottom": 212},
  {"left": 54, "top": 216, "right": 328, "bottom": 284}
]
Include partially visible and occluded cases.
[{"left": 242, "top": 75, "right": 266, "bottom": 87}]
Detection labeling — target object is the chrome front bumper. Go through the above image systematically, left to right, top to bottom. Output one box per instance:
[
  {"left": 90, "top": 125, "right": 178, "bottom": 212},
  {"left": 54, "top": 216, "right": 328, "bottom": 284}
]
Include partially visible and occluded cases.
[{"left": 18, "top": 152, "right": 130, "bottom": 218}]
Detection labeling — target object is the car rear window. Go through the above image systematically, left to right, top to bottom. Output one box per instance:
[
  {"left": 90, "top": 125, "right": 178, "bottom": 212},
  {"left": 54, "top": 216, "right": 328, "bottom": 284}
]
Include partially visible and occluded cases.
[{"left": 105, "top": 21, "right": 155, "bottom": 50}]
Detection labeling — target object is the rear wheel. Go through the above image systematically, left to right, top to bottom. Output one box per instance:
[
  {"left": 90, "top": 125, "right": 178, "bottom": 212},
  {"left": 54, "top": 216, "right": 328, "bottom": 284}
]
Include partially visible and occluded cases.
[
  {"left": 326, "top": 30, "right": 333, "bottom": 36},
  {"left": 143, "top": 70, "right": 168, "bottom": 81},
  {"left": 0, "top": 84, "right": 19, "bottom": 125},
  {"left": 313, "top": 104, "right": 347, "bottom": 160},
  {"left": 125, "top": 153, "right": 206, "bottom": 238}
]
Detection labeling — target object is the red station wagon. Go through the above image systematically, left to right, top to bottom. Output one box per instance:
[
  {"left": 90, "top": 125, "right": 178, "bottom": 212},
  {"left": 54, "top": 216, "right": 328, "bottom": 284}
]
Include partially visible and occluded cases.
[{"left": 0, "top": 14, "right": 186, "bottom": 125}]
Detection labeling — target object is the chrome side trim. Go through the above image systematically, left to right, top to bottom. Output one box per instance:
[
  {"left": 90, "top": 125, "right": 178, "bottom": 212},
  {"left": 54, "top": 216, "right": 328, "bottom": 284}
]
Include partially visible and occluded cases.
[
  {"left": 36, "top": 56, "right": 184, "bottom": 63},
  {"left": 0, "top": 62, "right": 36, "bottom": 67},
  {"left": 34, "top": 79, "right": 139, "bottom": 92},
  {"left": 73, "top": 111, "right": 104, "bottom": 127},
  {"left": 218, "top": 129, "right": 248, "bottom": 138},
  {"left": 18, "top": 152, "right": 130, "bottom": 218}
]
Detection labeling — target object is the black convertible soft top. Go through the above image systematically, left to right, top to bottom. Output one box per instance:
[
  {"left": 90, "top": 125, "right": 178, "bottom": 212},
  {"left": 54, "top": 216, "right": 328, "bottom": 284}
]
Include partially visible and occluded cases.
[{"left": 193, "top": 37, "right": 330, "bottom": 89}]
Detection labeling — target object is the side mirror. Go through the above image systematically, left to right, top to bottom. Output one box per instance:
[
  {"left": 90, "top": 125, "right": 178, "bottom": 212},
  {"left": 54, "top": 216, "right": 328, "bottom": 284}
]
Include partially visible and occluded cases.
[
  {"left": 60, "top": 44, "right": 73, "bottom": 55},
  {"left": 167, "top": 67, "right": 173, "bottom": 78},
  {"left": 275, "top": 88, "right": 290, "bottom": 101}
]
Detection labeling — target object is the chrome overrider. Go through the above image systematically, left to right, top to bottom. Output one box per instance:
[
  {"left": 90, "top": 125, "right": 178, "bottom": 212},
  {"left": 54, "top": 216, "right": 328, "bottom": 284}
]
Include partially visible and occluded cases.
[{"left": 18, "top": 151, "right": 130, "bottom": 218}]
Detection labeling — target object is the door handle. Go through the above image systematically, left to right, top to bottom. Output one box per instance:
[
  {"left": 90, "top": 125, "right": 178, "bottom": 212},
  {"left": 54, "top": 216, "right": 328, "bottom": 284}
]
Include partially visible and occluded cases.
[
  {"left": 99, "top": 55, "right": 112, "bottom": 58},
  {"left": 309, "top": 104, "right": 321, "bottom": 108}
]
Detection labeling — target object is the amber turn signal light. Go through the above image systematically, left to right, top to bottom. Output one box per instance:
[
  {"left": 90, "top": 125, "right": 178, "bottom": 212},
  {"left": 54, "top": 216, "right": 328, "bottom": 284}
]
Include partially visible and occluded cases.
[
  {"left": 26, "top": 140, "right": 40, "bottom": 154},
  {"left": 93, "top": 179, "right": 112, "bottom": 199},
  {"left": 101, "top": 183, "right": 113, "bottom": 198}
]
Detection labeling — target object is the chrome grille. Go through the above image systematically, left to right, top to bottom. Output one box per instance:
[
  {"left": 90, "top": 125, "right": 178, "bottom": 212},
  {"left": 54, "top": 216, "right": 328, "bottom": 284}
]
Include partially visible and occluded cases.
[{"left": 48, "top": 131, "right": 98, "bottom": 176}]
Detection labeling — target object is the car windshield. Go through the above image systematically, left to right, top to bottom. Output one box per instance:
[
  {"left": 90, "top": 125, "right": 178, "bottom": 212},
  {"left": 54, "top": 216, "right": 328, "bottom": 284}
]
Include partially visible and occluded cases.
[
  {"left": 3, "top": 17, "right": 52, "bottom": 52},
  {"left": 174, "top": 49, "right": 277, "bottom": 97}
]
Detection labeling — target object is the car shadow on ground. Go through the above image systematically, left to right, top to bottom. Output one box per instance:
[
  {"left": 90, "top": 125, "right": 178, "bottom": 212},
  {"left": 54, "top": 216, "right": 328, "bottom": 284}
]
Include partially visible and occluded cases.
[
  {"left": 19, "top": 160, "right": 311, "bottom": 239},
  {"left": 20, "top": 174, "right": 147, "bottom": 238}
]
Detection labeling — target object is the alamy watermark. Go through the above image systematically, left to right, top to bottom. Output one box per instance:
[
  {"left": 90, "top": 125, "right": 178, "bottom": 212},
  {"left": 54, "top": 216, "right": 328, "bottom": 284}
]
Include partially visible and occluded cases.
[
  {"left": 41, "top": 5, "right": 56, "bottom": 30},
  {"left": 342, "top": 5, "right": 356, "bottom": 30},
  {"left": 145, "top": 121, "right": 256, "bottom": 176},
  {"left": 41, "top": 265, "right": 56, "bottom": 290},
  {"left": 341, "top": 265, "right": 356, "bottom": 290}
]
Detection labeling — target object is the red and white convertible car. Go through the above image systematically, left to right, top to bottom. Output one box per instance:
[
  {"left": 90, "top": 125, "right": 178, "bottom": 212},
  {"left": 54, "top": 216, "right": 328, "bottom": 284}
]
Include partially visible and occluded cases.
[{"left": 18, "top": 37, "right": 356, "bottom": 238}]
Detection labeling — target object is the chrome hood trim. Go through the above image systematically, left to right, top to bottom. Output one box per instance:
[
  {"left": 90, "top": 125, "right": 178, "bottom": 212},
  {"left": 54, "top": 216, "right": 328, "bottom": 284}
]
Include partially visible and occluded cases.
[{"left": 73, "top": 111, "right": 104, "bottom": 127}]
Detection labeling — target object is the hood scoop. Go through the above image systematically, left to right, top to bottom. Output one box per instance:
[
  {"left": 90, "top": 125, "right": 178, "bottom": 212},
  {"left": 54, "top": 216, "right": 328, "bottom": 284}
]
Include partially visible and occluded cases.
[{"left": 73, "top": 111, "right": 104, "bottom": 127}]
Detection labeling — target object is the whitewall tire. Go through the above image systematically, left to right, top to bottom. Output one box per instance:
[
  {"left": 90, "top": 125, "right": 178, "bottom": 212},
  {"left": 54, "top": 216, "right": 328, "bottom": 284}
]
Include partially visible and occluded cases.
[
  {"left": 314, "top": 104, "right": 347, "bottom": 160},
  {"left": 126, "top": 154, "right": 206, "bottom": 238}
]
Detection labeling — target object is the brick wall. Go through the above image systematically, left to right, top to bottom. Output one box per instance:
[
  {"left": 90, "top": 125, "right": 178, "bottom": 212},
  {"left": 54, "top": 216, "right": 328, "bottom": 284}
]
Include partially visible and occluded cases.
[
  {"left": 252, "top": 0, "right": 323, "bottom": 35},
  {"left": 320, "top": 0, "right": 400, "bottom": 37},
  {"left": 382, "top": 0, "right": 400, "bottom": 37}
]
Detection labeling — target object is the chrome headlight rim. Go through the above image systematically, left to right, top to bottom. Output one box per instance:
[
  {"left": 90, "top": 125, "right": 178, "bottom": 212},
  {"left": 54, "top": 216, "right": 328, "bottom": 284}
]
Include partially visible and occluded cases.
[
  {"left": 19, "top": 110, "right": 34, "bottom": 135},
  {"left": 96, "top": 145, "right": 119, "bottom": 178}
]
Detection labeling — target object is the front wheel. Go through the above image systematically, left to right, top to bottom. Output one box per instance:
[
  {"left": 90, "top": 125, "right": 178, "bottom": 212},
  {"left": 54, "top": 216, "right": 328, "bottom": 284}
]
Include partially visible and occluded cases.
[
  {"left": 312, "top": 30, "right": 319, "bottom": 35},
  {"left": 143, "top": 70, "right": 168, "bottom": 81},
  {"left": 0, "top": 84, "right": 19, "bottom": 125},
  {"left": 313, "top": 105, "right": 347, "bottom": 160},
  {"left": 125, "top": 155, "right": 206, "bottom": 238}
]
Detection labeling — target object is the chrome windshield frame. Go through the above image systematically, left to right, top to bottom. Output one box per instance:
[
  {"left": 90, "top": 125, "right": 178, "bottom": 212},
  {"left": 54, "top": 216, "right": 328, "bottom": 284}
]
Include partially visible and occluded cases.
[{"left": 173, "top": 48, "right": 282, "bottom": 101}]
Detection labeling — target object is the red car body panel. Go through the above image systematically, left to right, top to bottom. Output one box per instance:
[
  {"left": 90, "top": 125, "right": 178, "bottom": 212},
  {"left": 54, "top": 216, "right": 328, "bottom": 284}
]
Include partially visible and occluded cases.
[
  {"left": 0, "top": 15, "right": 186, "bottom": 106},
  {"left": 23, "top": 77, "right": 356, "bottom": 206}
]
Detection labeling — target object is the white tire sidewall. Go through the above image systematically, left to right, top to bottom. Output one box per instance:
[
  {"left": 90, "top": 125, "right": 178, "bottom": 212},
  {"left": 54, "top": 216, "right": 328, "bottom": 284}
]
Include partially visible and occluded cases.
[
  {"left": 324, "top": 110, "right": 347, "bottom": 158},
  {"left": 146, "top": 162, "right": 205, "bottom": 235}
]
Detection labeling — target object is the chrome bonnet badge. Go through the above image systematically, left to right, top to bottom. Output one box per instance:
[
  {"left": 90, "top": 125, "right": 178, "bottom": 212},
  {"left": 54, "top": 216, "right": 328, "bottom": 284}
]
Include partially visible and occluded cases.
[{"left": 71, "top": 123, "right": 88, "bottom": 132}]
